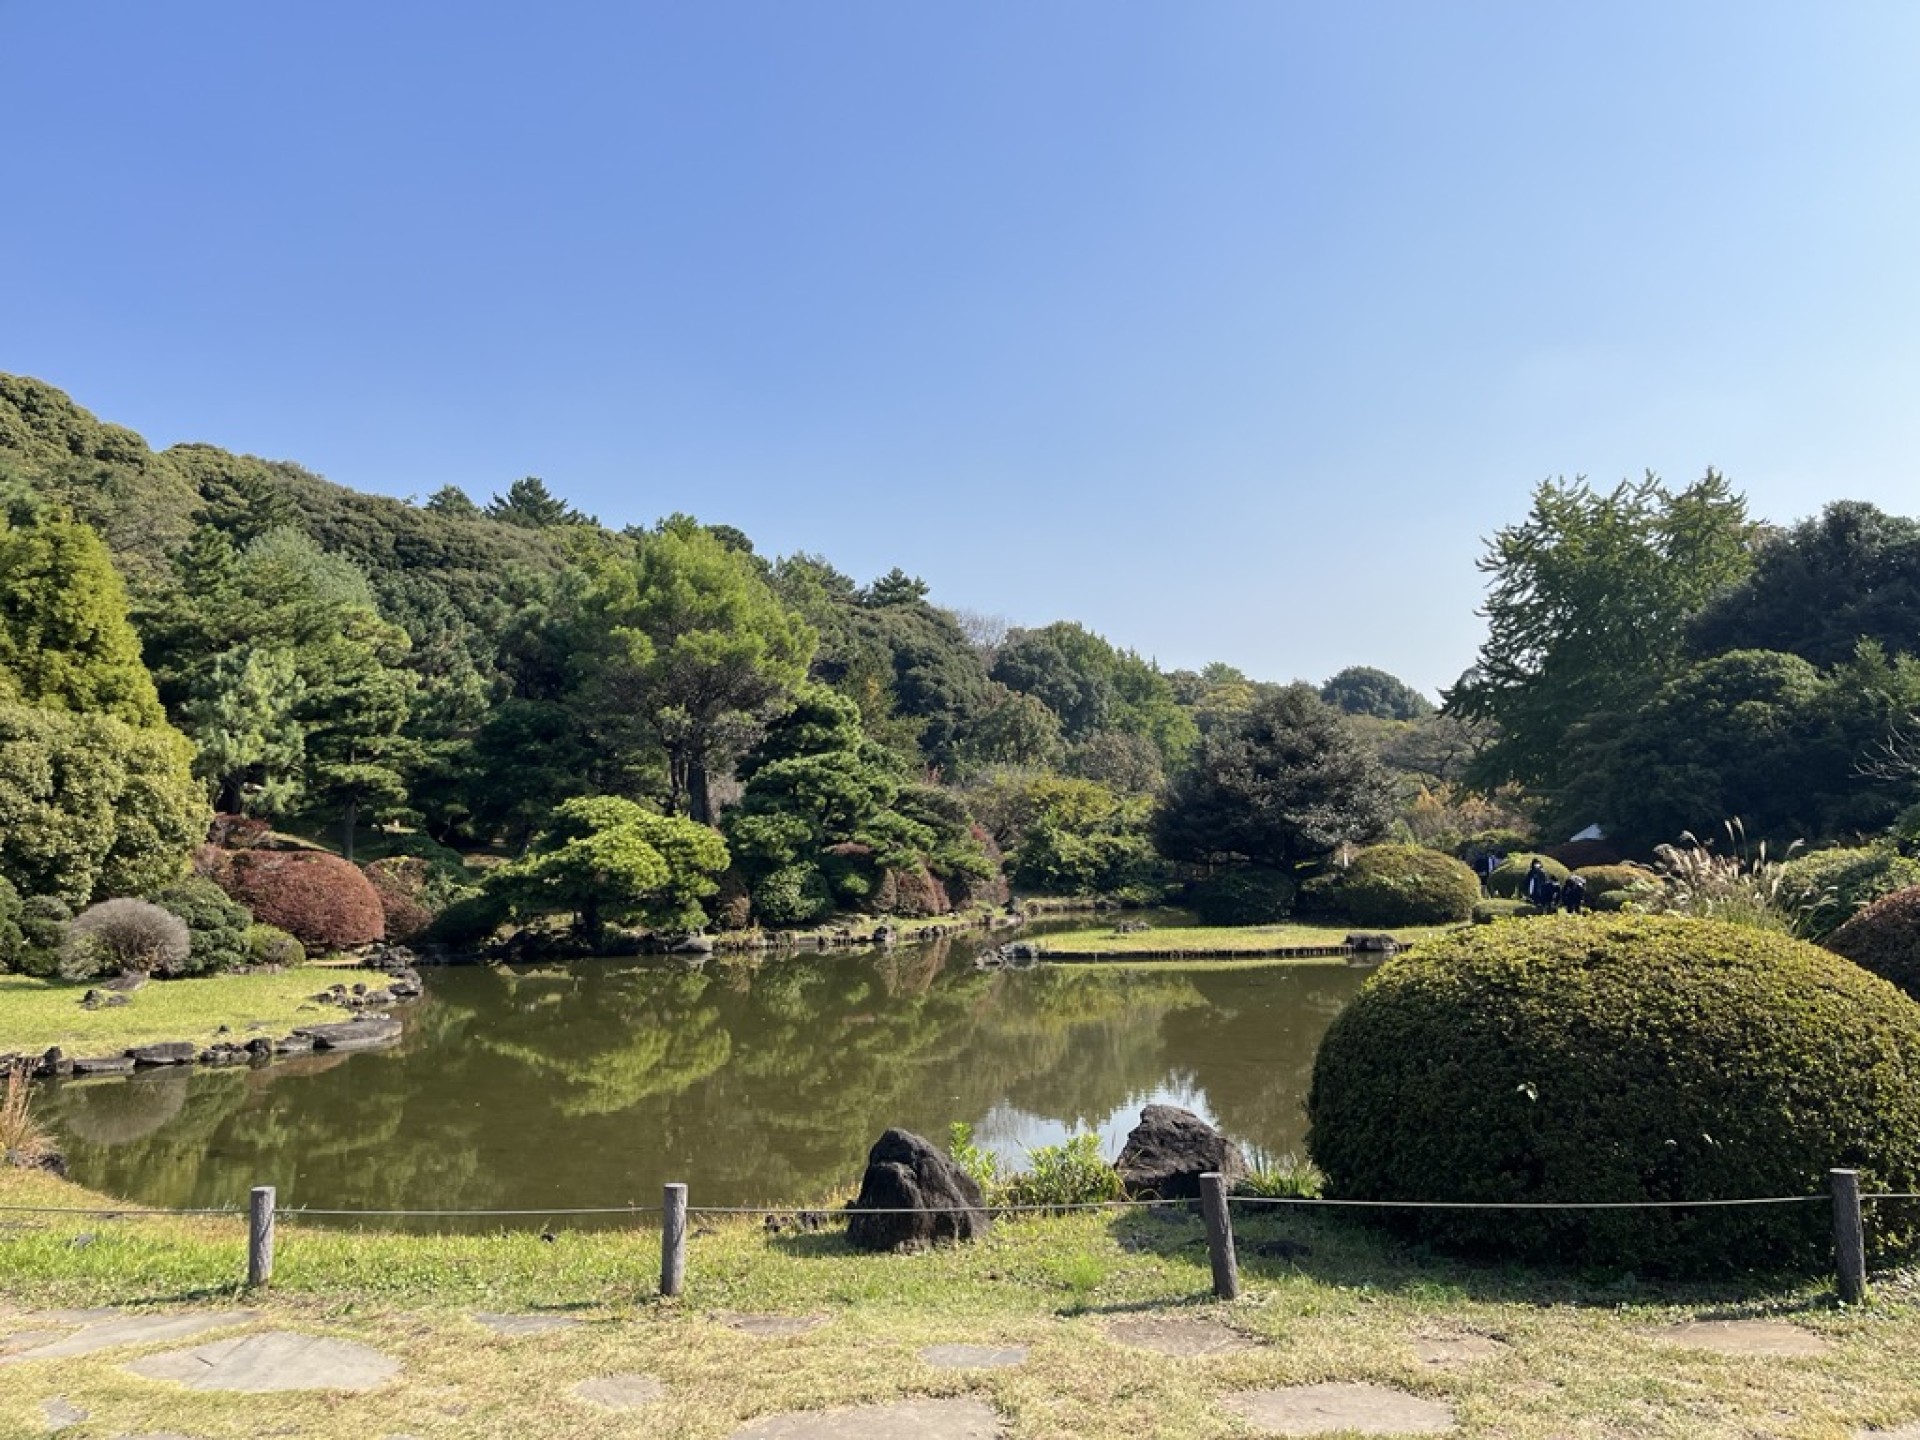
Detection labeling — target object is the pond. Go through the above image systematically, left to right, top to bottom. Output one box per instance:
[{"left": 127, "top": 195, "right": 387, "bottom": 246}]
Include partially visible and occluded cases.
[{"left": 39, "top": 924, "right": 1367, "bottom": 1228}]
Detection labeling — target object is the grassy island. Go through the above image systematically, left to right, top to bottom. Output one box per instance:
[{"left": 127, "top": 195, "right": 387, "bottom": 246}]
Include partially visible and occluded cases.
[{"left": 0, "top": 969, "right": 349, "bottom": 1056}]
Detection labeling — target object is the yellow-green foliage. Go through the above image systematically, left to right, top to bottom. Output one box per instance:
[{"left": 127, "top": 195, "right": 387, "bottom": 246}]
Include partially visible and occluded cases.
[
  {"left": 1484, "top": 852, "right": 1568, "bottom": 899},
  {"left": 1307, "top": 913, "right": 1920, "bottom": 1276},
  {"left": 0, "top": 968, "right": 338, "bottom": 1054}
]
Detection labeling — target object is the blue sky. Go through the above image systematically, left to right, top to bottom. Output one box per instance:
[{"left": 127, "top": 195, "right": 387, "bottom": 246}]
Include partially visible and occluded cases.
[{"left": 6, "top": 3, "right": 1917, "bottom": 696}]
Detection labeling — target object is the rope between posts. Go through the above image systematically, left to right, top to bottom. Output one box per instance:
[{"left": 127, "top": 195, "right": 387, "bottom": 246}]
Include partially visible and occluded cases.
[
  {"left": 1227, "top": 1194, "right": 1829, "bottom": 1212},
  {"left": 0, "top": 1204, "right": 244, "bottom": 1217},
  {"left": 287, "top": 1205, "right": 662, "bottom": 1218}
]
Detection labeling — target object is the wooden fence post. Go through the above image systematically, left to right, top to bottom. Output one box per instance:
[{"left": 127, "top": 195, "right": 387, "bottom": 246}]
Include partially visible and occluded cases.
[
  {"left": 1831, "top": 1168, "right": 1867, "bottom": 1305},
  {"left": 1198, "top": 1172, "right": 1241, "bottom": 1301},
  {"left": 661, "top": 1182, "right": 688, "bottom": 1298},
  {"left": 248, "top": 1185, "right": 275, "bottom": 1289}
]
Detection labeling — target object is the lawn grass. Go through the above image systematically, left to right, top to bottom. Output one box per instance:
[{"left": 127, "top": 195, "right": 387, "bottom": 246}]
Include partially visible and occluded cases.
[
  {"left": 1037, "top": 919, "right": 1465, "bottom": 959},
  {"left": 0, "top": 968, "right": 349, "bottom": 1056},
  {"left": 4, "top": 1168, "right": 1920, "bottom": 1438}
]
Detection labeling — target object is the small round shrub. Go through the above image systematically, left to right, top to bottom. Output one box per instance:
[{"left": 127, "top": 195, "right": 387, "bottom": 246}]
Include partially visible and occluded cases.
[
  {"left": 1338, "top": 845, "right": 1480, "bottom": 926},
  {"left": 1778, "top": 846, "right": 1920, "bottom": 940},
  {"left": 206, "top": 849, "right": 385, "bottom": 954},
  {"left": 1484, "top": 853, "right": 1569, "bottom": 900},
  {"left": 362, "top": 858, "right": 437, "bottom": 942},
  {"left": 752, "top": 863, "right": 834, "bottom": 927},
  {"left": 1573, "top": 864, "right": 1658, "bottom": 908},
  {"left": 1186, "top": 867, "right": 1297, "bottom": 925},
  {"left": 0, "top": 876, "right": 22, "bottom": 973},
  {"left": 149, "top": 877, "right": 252, "bottom": 975},
  {"left": 1825, "top": 885, "right": 1920, "bottom": 1001},
  {"left": 422, "top": 892, "right": 510, "bottom": 950},
  {"left": 12, "top": 897, "right": 72, "bottom": 978},
  {"left": 1471, "top": 898, "right": 1533, "bottom": 924},
  {"left": 61, "top": 899, "right": 191, "bottom": 980},
  {"left": 1306, "top": 914, "right": 1920, "bottom": 1276},
  {"left": 244, "top": 923, "right": 306, "bottom": 968}
]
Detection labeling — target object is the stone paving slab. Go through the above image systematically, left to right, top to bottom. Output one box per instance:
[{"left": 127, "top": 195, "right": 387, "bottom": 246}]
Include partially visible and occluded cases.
[
  {"left": 22, "top": 1307, "right": 121, "bottom": 1326},
  {"left": 0, "top": 1310, "right": 259, "bottom": 1363},
  {"left": 472, "top": 1311, "right": 582, "bottom": 1337},
  {"left": 713, "top": 1312, "right": 829, "bottom": 1338},
  {"left": 1105, "top": 1315, "right": 1257, "bottom": 1357},
  {"left": 1653, "top": 1319, "right": 1833, "bottom": 1358},
  {"left": 0, "top": 1329, "right": 67, "bottom": 1355},
  {"left": 125, "top": 1332, "right": 401, "bottom": 1392},
  {"left": 918, "top": 1343, "right": 1028, "bottom": 1369},
  {"left": 573, "top": 1373, "right": 667, "bottom": 1408},
  {"left": 1223, "top": 1383, "right": 1457, "bottom": 1436},
  {"left": 42, "top": 1397, "right": 88, "bottom": 1431},
  {"left": 730, "top": 1398, "right": 1004, "bottom": 1439}
]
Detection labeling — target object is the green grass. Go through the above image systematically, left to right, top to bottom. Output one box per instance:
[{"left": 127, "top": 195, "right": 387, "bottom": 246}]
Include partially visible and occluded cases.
[
  {"left": 1037, "top": 920, "right": 1464, "bottom": 959},
  {"left": 0, "top": 968, "right": 350, "bottom": 1055},
  {"left": 4, "top": 1167, "right": 1920, "bottom": 1438}
]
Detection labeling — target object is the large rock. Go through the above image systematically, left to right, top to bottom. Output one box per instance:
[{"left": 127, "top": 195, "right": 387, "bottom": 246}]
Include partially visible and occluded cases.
[
  {"left": 292, "top": 1018, "right": 403, "bottom": 1052},
  {"left": 127, "top": 1042, "right": 197, "bottom": 1066},
  {"left": 1116, "top": 1104, "right": 1247, "bottom": 1200},
  {"left": 845, "top": 1129, "right": 990, "bottom": 1252}
]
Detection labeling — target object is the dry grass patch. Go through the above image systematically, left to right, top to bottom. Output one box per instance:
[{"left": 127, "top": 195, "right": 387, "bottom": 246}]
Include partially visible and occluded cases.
[{"left": 5, "top": 1171, "right": 1920, "bottom": 1437}]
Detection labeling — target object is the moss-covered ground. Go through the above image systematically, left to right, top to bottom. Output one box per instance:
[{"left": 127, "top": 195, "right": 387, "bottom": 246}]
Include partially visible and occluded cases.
[
  {"left": 1037, "top": 919, "right": 1463, "bottom": 959},
  {"left": 3, "top": 1167, "right": 1919, "bottom": 1437}
]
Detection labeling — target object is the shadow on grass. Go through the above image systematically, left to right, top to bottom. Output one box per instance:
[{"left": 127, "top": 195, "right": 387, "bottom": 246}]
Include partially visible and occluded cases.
[{"left": 1100, "top": 1204, "right": 1849, "bottom": 1316}]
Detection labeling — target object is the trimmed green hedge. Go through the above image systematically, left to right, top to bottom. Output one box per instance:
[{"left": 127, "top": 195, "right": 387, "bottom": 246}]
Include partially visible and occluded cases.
[
  {"left": 1339, "top": 844, "right": 1480, "bottom": 926},
  {"left": 1778, "top": 847, "right": 1920, "bottom": 940},
  {"left": 1485, "top": 852, "right": 1569, "bottom": 900},
  {"left": 1572, "top": 864, "right": 1657, "bottom": 905},
  {"left": 1186, "top": 867, "right": 1296, "bottom": 925},
  {"left": 1825, "top": 885, "right": 1920, "bottom": 1002},
  {"left": 1306, "top": 914, "right": 1920, "bottom": 1276}
]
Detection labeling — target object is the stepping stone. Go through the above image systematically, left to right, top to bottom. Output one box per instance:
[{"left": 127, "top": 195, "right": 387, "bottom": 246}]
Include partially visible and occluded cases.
[
  {"left": 293, "top": 1018, "right": 403, "bottom": 1051},
  {"left": 25, "top": 1308, "right": 121, "bottom": 1326},
  {"left": 0, "top": 1311, "right": 259, "bottom": 1363},
  {"left": 472, "top": 1312, "right": 581, "bottom": 1337},
  {"left": 713, "top": 1312, "right": 828, "bottom": 1338},
  {"left": 1105, "top": 1316, "right": 1256, "bottom": 1357},
  {"left": 1654, "top": 1320, "right": 1832, "bottom": 1358},
  {"left": 1, "top": 1330, "right": 68, "bottom": 1355},
  {"left": 125, "top": 1332, "right": 400, "bottom": 1392},
  {"left": 1411, "top": 1333, "right": 1506, "bottom": 1365},
  {"left": 918, "top": 1343, "right": 1028, "bottom": 1369},
  {"left": 573, "top": 1373, "right": 666, "bottom": 1409},
  {"left": 1223, "top": 1383, "right": 1457, "bottom": 1436},
  {"left": 43, "top": 1397, "right": 88, "bottom": 1431},
  {"left": 730, "top": 1398, "right": 1003, "bottom": 1438},
  {"left": 108, "top": 1433, "right": 200, "bottom": 1439}
]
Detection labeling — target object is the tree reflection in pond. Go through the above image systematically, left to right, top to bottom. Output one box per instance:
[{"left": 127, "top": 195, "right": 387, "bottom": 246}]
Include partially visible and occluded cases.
[{"left": 38, "top": 938, "right": 1365, "bottom": 1227}]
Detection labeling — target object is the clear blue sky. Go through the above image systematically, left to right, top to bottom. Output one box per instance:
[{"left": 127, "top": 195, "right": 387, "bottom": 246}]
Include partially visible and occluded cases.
[{"left": 6, "top": 3, "right": 1917, "bottom": 696}]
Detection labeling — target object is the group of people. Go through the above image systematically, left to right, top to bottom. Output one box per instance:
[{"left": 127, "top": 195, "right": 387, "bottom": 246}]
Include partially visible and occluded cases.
[{"left": 1477, "top": 852, "right": 1587, "bottom": 912}]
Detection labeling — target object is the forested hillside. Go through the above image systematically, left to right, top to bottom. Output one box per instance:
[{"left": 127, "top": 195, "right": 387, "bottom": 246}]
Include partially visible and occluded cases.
[{"left": 5, "top": 371, "right": 1920, "bottom": 961}]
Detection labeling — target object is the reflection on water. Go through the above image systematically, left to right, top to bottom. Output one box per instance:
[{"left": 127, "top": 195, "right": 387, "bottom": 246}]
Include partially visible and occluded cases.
[{"left": 40, "top": 927, "right": 1364, "bottom": 1227}]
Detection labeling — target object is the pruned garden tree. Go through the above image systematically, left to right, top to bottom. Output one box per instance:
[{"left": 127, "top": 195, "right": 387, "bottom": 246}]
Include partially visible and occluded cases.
[{"left": 1156, "top": 684, "right": 1396, "bottom": 872}]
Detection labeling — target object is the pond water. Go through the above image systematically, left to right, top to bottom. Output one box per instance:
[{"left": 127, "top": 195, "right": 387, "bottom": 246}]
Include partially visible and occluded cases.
[{"left": 40, "top": 924, "right": 1366, "bottom": 1228}]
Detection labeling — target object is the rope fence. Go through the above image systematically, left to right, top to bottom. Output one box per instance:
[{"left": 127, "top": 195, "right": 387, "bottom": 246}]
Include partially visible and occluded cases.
[{"left": 7, "top": 1166, "right": 1892, "bottom": 1305}]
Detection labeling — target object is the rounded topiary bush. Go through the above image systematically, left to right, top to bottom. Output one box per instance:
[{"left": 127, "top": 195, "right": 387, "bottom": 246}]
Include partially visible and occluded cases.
[
  {"left": 1338, "top": 844, "right": 1480, "bottom": 926},
  {"left": 1778, "top": 846, "right": 1920, "bottom": 940},
  {"left": 206, "top": 849, "right": 385, "bottom": 954},
  {"left": 1484, "top": 852, "right": 1569, "bottom": 900},
  {"left": 361, "top": 857, "right": 437, "bottom": 942},
  {"left": 1573, "top": 864, "right": 1658, "bottom": 910},
  {"left": 1186, "top": 867, "right": 1297, "bottom": 925},
  {"left": 149, "top": 877, "right": 252, "bottom": 975},
  {"left": 1825, "top": 885, "right": 1920, "bottom": 1001},
  {"left": 1471, "top": 898, "right": 1533, "bottom": 924},
  {"left": 1306, "top": 914, "right": 1920, "bottom": 1276}
]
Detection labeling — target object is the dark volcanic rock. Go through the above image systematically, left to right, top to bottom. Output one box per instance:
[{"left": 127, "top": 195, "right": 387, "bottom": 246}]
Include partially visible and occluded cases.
[
  {"left": 293, "top": 1017, "right": 404, "bottom": 1052},
  {"left": 127, "top": 1042, "right": 198, "bottom": 1066},
  {"left": 69, "top": 1055, "right": 136, "bottom": 1076},
  {"left": 1116, "top": 1104, "right": 1248, "bottom": 1200},
  {"left": 845, "top": 1128, "right": 991, "bottom": 1252}
]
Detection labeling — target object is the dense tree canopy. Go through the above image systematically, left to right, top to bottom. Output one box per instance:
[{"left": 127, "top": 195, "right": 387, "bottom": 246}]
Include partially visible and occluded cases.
[{"left": 1447, "top": 472, "right": 1754, "bottom": 799}]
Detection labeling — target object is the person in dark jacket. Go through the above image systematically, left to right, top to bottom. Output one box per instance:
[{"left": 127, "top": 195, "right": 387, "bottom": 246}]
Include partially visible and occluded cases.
[{"left": 1524, "top": 858, "right": 1549, "bottom": 908}]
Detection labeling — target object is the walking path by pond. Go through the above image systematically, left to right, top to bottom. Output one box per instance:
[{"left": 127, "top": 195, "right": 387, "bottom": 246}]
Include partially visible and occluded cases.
[{"left": 6, "top": 1297, "right": 1903, "bottom": 1438}]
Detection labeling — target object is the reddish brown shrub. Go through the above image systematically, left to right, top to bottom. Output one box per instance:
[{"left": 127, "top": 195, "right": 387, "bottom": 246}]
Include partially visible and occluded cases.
[
  {"left": 206, "top": 814, "right": 272, "bottom": 850},
  {"left": 949, "top": 826, "right": 1011, "bottom": 908},
  {"left": 1544, "top": 839, "right": 1623, "bottom": 870},
  {"left": 206, "top": 849, "right": 385, "bottom": 954},
  {"left": 361, "top": 858, "right": 436, "bottom": 942},
  {"left": 885, "top": 863, "right": 952, "bottom": 918},
  {"left": 712, "top": 868, "right": 754, "bottom": 931},
  {"left": 1825, "top": 885, "right": 1920, "bottom": 1001}
]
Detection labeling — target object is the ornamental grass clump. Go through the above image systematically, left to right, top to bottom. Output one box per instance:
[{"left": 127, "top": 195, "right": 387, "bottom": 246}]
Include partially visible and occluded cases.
[
  {"left": 1645, "top": 825, "right": 1799, "bottom": 933},
  {"left": 59, "top": 898, "right": 190, "bottom": 980},
  {"left": 1306, "top": 913, "right": 1920, "bottom": 1277},
  {"left": 1, "top": 1064, "right": 58, "bottom": 1171}
]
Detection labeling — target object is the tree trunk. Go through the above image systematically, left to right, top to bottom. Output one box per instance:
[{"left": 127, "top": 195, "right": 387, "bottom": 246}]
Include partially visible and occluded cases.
[{"left": 342, "top": 797, "right": 357, "bottom": 864}]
